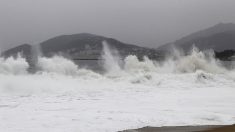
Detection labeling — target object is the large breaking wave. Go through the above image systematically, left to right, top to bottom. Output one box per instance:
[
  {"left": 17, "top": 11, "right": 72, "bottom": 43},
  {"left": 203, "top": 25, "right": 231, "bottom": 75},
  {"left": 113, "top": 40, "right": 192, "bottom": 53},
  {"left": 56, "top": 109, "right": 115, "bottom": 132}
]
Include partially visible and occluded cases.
[
  {"left": 0, "top": 42, "right": 234, "bottom": 95},
  {"left": 1, "top": 42, "right": 235, "bottom": 132}
]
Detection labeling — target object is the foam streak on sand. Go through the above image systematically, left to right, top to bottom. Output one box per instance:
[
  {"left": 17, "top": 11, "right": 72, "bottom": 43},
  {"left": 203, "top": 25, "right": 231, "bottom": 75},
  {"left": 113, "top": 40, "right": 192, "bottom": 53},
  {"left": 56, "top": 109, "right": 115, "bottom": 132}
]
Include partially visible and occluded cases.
[{"left": 0, "top": 45, "right": 235, "bottom": 132}]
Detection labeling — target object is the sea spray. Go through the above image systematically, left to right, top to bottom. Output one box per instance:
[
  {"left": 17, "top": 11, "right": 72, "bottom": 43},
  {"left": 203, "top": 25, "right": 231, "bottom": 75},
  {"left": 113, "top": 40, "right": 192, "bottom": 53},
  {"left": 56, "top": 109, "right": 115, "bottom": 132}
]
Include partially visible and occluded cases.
[
  {"left": 102, "top": 41, "right": 122, "bottom": 75},
  {"left": 31, "top": 43, "right": 43, "bottom": 58},
  {"left": 0, "top": 44, "right": 235, "bottom": 132},
  {"left": 29, "top": 44, "right": 43, "bottom": 72},
  {"left": 0, "top": 45, "right": 230, "bottom": 76},
  {"left": 0, "top": 46, "right": 233, "bottom": 96},
  {"left": 174, "top": 47, "right": 225, "bottom": 73},
  {"left": 0, "top": 54, "right": 29, "bottom": 75},
  {"left": 37, "top": 55, "right": 78, "bottom": 75},
  {"left": 124, "top": 55, "right": 156, "bottom": 74}
]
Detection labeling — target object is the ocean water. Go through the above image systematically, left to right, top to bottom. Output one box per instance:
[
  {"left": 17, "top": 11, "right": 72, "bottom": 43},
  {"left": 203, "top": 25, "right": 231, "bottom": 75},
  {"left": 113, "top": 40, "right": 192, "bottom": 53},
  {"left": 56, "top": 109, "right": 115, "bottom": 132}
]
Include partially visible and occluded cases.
[{"left": 0, "top": 42, "right": 235, "bottom": 132}]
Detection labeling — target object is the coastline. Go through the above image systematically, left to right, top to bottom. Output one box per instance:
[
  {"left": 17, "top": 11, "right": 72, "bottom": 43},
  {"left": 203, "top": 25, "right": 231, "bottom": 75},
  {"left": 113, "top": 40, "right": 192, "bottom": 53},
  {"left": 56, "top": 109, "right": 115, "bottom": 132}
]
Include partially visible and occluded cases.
[{"left": 121, "top": 125, "right": 235, "bottom": 132}]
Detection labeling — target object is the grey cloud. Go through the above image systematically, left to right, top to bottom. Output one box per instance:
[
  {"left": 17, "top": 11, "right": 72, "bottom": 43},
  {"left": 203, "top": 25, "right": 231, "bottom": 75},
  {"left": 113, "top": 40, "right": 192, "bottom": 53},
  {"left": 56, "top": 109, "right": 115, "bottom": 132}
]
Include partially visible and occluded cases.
[{"left": 0, "top": 0, "right": 235, "bottom": 50}]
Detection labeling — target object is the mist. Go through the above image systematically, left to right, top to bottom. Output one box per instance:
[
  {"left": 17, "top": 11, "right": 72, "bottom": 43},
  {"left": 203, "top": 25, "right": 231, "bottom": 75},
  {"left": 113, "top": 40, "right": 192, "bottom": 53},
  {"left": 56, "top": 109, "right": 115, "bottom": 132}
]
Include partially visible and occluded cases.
[{"left": 1, "top": 0, "right": 235, "bottom": 50}]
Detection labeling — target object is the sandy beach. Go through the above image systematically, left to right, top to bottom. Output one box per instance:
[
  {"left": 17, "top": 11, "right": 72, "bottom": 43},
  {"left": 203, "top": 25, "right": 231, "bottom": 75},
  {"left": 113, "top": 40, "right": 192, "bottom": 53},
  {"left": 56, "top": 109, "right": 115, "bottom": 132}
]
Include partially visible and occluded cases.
[{"left": 122, "top": 125, "right": 235, "bottom": 132}]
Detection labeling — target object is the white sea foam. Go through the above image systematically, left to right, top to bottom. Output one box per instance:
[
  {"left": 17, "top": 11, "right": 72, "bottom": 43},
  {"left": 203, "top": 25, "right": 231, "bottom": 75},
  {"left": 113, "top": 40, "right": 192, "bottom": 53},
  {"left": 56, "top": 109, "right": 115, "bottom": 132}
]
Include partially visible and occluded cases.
[
  {"left": 0, "top": 44, "right": 235, "bottom": 132},
  {"left": 0, "top": 44, "right": 233, "bottom": 92},
  {"left": 175, "top": 47, "right": 225, "bottom": 73},
  {"left": 0, "top": 54, "right": 28, "bottom": 75},
  {"left": 37, "top": 56, "right": 79, "bottom": 75}
]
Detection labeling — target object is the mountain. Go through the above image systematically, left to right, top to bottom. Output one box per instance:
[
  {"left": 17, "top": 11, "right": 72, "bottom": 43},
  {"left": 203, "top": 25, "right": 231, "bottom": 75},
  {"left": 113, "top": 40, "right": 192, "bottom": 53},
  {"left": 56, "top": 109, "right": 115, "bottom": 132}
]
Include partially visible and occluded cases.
[
  {"left": 157, "top": 23, "right": 235, "bottom": 52},
  {"left": 1, "top": 33, "right": 161, "bottom": 70},
  {"left": 2, "top": 33, "right": 160, "bottom": 59},
  {"left": 40, "top": 33, "right": 160, "bottom": 59},
  {"left": 2, "top": 44, "right": 32, "bottom": 58},
  {"left": 215, "top": 50, "right": 235, "bottom": 61}
]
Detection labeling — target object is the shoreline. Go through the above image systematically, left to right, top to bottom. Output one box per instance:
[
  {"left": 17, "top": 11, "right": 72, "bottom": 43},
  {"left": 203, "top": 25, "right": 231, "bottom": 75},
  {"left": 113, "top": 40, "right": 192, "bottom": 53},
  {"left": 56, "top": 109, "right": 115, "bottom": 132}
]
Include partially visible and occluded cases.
[{"left": 121, "top": 125, "right": 235, "bottom": 132}]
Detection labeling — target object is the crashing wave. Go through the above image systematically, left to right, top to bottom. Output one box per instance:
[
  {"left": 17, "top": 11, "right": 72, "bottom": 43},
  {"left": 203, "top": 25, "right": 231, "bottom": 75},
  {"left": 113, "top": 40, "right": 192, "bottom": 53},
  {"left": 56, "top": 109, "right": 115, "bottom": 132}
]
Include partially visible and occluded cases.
[
  {"left": 0, "top": 43, "right": 234, "bottom": 95},
  {"left": 173, "top": 47, "right": 226, "bottom": 73},
  {"left": 0, "top": 54, "right": 29, "bottom": 75},
  {"left": 37, "top": 56, "right": 78, "bottom": 75}
]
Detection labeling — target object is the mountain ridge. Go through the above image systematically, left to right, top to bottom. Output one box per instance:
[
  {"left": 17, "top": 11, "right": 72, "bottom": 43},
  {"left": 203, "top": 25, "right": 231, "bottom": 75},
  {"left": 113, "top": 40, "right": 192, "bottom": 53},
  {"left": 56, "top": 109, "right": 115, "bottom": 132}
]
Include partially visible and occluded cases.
[
  {"left": 157, "top": 23, "right": 235, "bottom": 52},
  {"left": 1, "top": 33, "right": 160, "bottom": 71},
  {"left": 2, "top": 33, "right": 159, "bottom": 58}
]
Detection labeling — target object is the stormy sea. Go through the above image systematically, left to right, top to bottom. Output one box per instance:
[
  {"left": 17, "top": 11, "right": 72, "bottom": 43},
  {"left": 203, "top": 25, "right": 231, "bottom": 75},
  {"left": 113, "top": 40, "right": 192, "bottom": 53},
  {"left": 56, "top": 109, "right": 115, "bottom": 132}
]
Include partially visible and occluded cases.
[{"left": 0, "top": 42, "right": 235, "bottom": 132}]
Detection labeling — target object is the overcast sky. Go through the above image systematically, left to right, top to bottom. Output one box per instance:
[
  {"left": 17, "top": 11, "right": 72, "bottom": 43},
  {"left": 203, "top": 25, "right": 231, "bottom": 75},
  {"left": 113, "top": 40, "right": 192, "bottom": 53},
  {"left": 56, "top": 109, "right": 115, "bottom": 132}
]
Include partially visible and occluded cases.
[{"left": 0, "top": 0, "right": 235, "bottom": 50}]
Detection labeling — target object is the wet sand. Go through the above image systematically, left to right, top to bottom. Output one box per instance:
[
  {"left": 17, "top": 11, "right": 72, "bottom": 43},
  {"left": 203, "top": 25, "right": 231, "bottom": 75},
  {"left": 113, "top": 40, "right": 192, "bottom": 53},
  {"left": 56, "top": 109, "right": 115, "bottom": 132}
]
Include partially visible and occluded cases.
[{"left": 122, "top": 125, "right": 235, "bottom": 132}]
